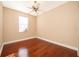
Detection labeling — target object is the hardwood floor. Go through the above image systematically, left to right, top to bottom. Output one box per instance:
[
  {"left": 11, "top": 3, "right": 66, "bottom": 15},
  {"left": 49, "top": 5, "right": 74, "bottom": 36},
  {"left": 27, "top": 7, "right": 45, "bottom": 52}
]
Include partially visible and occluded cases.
[{"left": 1, "top": 38, "right": 77, "bottom": 57}]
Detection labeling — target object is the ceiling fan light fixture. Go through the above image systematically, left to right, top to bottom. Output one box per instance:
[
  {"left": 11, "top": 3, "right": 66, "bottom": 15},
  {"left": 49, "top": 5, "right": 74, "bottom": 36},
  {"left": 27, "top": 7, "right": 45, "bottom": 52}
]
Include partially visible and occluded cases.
[
  {"left": 30, "top": 1, "right": 40, "bottom": 16},
  {"left": 30, "top": 10, "right": 39, "bottom": 16}
]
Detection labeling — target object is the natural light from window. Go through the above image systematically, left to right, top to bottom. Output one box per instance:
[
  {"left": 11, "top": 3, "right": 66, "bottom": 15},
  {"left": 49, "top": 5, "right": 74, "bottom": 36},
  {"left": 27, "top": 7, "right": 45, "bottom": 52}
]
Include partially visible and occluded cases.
[{"left": 19, "top": 16, "right": 28, "bottom": 32}]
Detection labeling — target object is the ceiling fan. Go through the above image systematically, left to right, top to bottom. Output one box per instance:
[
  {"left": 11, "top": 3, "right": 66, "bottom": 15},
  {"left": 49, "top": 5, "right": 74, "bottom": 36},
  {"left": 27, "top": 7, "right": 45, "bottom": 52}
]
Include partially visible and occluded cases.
[{"left": 28, "top": 1, "right": 40, "bottom": 16}]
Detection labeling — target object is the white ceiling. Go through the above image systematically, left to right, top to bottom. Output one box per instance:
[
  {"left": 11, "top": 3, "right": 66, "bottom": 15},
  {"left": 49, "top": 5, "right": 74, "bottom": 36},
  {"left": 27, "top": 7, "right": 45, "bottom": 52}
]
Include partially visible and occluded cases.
[{"left": 2, "top": 1, "right": 67, "bottom": 14}]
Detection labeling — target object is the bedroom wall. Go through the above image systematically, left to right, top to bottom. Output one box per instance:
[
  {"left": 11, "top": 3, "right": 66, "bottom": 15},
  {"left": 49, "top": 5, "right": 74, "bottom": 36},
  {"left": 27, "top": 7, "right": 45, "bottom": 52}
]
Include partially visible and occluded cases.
[
  {"left": 0, "top": 2, "right": 3, "bottom": 48},
  {"left": 37, "top": 2, "right": 79, "bottom": 49},
  {"left": 77, "top": 5, "right": 79, "bottom": 55},
  {"left": 3, "top": 7, "right": 37, "bottom": 42}
]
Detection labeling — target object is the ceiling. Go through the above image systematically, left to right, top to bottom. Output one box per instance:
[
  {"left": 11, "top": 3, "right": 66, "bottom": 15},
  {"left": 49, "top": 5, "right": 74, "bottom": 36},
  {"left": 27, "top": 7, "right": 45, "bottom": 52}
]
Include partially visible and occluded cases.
[{"left": 2, "top": 1, "right": 67, "bottom": 15}]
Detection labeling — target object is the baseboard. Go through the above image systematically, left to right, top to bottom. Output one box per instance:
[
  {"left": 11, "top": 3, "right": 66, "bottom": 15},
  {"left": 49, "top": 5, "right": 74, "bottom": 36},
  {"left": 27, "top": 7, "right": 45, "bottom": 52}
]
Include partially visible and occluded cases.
[
  {"left": 3, "top": 37, "right": 35, "bottom": 45},
  {"left": 37, "top": 37, "right": 78, "bottom": 51},
  {"left": 0, "top": 44, "right": 4, "bottom": 56}
]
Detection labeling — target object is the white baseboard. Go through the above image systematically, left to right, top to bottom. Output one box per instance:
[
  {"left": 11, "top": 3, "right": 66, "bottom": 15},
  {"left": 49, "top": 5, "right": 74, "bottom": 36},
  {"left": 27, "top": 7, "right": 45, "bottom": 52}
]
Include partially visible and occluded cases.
[
  {"left": 3, "top": 37, "right": 35, "bottom": 45},
  {"left": 37, "top": 37, "right": 78, "bottom": 51},
  {"left": 0, "top": 44, "right": 4, "bottom": 56}
]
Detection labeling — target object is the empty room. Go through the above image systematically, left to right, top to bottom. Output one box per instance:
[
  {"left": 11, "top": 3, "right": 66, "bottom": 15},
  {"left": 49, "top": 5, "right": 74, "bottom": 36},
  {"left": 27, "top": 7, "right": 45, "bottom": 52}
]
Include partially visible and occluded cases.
[{"left": 0, "top": 0, "right": 79, "bottom": 57}]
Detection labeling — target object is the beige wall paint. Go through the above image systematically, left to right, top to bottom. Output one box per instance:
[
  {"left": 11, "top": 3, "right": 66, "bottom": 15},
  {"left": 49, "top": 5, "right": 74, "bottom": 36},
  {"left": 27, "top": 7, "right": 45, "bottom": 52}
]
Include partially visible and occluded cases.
[
  {"left": 0, "top": 2, "right": 3, "bottom": 47},
  {"left": 37, "top": 2, "right": 79, "bottom": 49},
  {"left": 77, "top": 2, "right": 79, "bottom": 56},
  {"left": 3, "top": 7, "right": 36, "bottom": 42}
]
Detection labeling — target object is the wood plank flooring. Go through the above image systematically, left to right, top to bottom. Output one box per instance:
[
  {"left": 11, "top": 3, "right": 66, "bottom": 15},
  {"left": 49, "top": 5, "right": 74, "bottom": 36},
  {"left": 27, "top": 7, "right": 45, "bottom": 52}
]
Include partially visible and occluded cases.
[{"left": 1, "top": 38, "right": 77, "bottom": 57}]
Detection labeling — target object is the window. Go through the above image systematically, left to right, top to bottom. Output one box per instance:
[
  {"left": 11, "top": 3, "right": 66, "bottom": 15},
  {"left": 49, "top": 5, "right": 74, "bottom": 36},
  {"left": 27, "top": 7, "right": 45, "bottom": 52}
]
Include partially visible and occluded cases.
[{"left": 19, "top": 16, "right": 28, "bottom": 32}]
